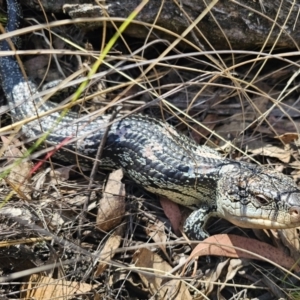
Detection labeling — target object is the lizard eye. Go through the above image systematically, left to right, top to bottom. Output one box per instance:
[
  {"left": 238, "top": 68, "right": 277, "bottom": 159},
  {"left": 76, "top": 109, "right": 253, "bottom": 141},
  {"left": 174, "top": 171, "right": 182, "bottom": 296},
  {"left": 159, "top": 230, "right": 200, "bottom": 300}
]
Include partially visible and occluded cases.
[{"left": 255, "top": 194, "right": 269, "bottom": 205}]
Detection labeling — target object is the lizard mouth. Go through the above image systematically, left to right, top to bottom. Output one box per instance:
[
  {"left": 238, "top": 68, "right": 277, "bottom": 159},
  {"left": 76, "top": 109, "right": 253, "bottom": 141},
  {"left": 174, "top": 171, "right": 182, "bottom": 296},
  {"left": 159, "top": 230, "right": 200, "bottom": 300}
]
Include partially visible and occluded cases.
[{"left": 228, "top": 214, "right": 300, "bottom": 229}]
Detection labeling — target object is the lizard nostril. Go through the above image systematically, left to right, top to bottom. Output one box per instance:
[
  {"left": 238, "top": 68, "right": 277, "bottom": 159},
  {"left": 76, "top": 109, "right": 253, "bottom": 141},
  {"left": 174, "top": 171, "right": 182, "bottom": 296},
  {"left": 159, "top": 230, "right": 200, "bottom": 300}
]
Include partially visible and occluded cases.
[{"left": 289, "top": 206, "right": 300, "bottom": 217}]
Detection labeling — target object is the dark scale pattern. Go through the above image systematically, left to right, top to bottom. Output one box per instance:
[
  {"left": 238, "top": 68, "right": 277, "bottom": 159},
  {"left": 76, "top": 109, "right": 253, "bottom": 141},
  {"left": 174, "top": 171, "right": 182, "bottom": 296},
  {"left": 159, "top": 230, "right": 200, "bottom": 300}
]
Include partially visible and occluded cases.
[
  {"left": 2, "top": 0, "right": 300, "bottom": 240},
  {"left": 101, "top": 116, "right": 222, "bottom": 206}
]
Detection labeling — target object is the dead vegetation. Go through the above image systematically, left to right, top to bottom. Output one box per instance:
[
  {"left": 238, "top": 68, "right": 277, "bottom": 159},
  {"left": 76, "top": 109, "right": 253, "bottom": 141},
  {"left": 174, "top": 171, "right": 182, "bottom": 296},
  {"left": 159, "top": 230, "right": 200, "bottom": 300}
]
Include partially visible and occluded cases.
[{"left": 0, "top": 1, "right": 300, "bottom": 299}]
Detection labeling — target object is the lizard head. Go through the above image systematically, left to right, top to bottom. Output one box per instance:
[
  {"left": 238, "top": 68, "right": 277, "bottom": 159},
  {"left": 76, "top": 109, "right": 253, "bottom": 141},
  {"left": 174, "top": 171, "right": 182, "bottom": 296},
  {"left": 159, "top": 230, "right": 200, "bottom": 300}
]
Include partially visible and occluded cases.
[{"left": 217, "top": 162, "right": 300, "bottom": 229}]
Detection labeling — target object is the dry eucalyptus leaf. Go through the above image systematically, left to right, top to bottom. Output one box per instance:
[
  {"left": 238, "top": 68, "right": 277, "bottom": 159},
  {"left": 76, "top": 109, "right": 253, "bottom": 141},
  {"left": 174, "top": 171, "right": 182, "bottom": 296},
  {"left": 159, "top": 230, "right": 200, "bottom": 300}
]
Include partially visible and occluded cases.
[
  {"left": 246, "top": 96, "right": 268, "bottom": 117},
  {"left": 191, "top": 114, "right": 218, "bottom": 142},
  {"left": 216, "top": 120, "right": 251, "bottom": 137},
  {"left": 275, "top": 133, "right": 299, "bottom": 144},
  {"left": 1, "top": 136, "right": 32, "bottom": 200},
  {"left": 247, "top": 141, "right": 291, "bottom": 163},
  {"left": 48, "top": 165, "right": 76, "bottom": 183},
  {"left": 96, "top": 169, "right": 125, "bottom": 232},
  {"left": 160, "top": 196, "right": 183, "bottom": 236},
  {"left": 47, "top": 212, "right": 65, "bottom": 229},
  {"left": 146, "top": 222, "right": 171, "bottom": 262},
  {"left": 95, "top": 225, "right": 125, "bottom": 276},
  {"left": 278, "top": 228, "right": 300, "bottom": 262},
  {"left": 185, "top": 234, "right": 300, "bottom": 272},
  {"left": 132, "top": 248, "right": 191, "bottom": 299},
  {"left": 205, "top": 258, "right": 230, "bottom": 295},
  {"left": 204, "top": 259, "right": 247, "bottom": 295},
  {"left": 220, "top": 259, "right": 246, "bottom": 291},
  {"left": 109, "top": 272, "right": 148, "bottom": 295},
  {"left": 21, "top": 274, "right": 94, "bottom": 299}
]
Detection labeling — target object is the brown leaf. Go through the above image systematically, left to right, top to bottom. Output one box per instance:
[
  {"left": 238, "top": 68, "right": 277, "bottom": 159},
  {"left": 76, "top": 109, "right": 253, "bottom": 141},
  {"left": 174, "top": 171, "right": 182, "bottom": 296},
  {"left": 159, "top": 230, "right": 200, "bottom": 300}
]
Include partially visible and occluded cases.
[
  {"left": 245, "top": 96, "right": 268, "bottom": 118},
  {"left": 191, "top": 114, "right": 218, "bottom": 142},
  {"left": 216, "top": 120, "right": 251, "bottom": 137},
  {"left": 275, "top": 133, "right": 299, "bottom": 144},
  {"left": 1, "top": 136, "right": 32, "bottom": 200},
  {"left": 247, "top": 140, "right": 291, "bottom": 163},
  {"left": 48, "top": 165, "right": 76, "bottom": 183},
  {"left": 96, "top": 169, "right": 125, "bottom": 232},
  {"left": 160, "top": 197, "right": 183, "bottom": 236},
  {"left": 146, "top": 222, "right": 171, "bottom": 262},
  {"left": 94, "top": 225, "right": 125, "bottom": 276},
  {"left": 278, "top": 228, "right": 300, "bottom": 262},
  {"left": 185, "top": 234, "right": 300, "bottom": 272},
  {"left": 133, "top": 248, "right": 191, "bottom": 299},
  {"left": 203, "top": 258, "right": 246, "bottom": 295},
  {"left": 204, "top": 258, "right": 230, "bottom": 295},
  {"left": 221, "top": 259, "right": 245, "bottom": 290},
  {"left": 109, "top": 272, "right": 148, "bottom": 294},
  {"left": 21, "top": 274, "right": 93, "bottom": 299}
]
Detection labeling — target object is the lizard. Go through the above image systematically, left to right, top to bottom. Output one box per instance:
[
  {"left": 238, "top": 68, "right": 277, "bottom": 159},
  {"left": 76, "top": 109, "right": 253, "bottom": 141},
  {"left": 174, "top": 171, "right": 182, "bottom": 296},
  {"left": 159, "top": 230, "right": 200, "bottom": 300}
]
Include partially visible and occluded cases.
[{"left": 1, "top": 0, "right": 300, "bottom": 240}]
